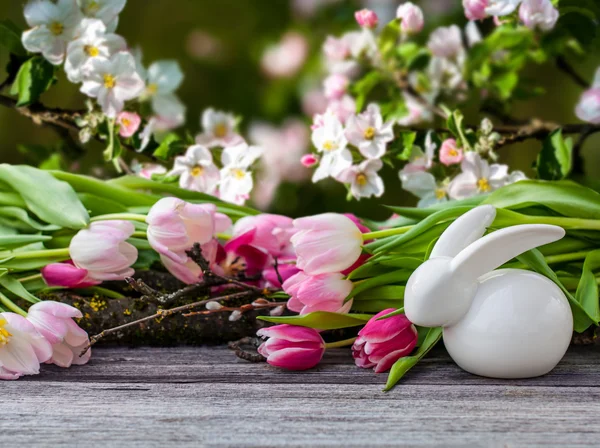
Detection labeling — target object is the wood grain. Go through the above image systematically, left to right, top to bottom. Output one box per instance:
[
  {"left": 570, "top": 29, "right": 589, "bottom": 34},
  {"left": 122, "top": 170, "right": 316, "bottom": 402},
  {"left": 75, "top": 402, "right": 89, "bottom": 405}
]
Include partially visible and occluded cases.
[{"left": 5, "top": 346, "right": 600, "bottom": 447}]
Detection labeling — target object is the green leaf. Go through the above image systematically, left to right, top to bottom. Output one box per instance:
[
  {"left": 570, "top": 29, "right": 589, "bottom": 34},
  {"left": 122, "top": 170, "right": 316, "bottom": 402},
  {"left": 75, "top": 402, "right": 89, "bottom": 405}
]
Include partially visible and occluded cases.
[
  {"left": 556, "top": 11, "right": 598, "bottom": 49},
  {"left": 378, "top": 18, "right": 400, "bottom": 58},
  {"left": 0, "top": 19, "right": 26, "bottom": 56},
  {"left": 9, "top": 56, "right": 56, "bottom": 107},
  {"left": 493, "top": 71, "right": 519, "bottom": 100},
  {"left": 351, "top": 72, "right": 382, "bottom": 112},
  {"left": 103, "top": 121, "right": 122, "bottom": 162},
  {"left": 536, "top": 129, "right": 573, "bottom": 181},
  {"left": 397, "top": 132, "right": 417, "bottom": 161},
  {"left": 153, "top": 133, "right": 184, "bottom": 160},
  {"left": 0, "top": 165, "right": 89, "bottom": 229},
  {"left": 483, "top": 180, "right": 600, "bottom": 219},
  {"left": 78, "top": 193, "right": 129, "bottom": 216},
  {"left": 385, "top": 195, "right": 487, "bottom": 220},
  {"left": 0, "top": 206, "right": 60, "bottom": 231},
  {"left": 0, "top": 234, "right": 51, "bottom": 250},
  {"left": 132, "top": 249, "right": 161, "bottom": 270},
  {"left": 517, "top": 249, "right": 597, "bottom": 332},
  {"left": 574, "top": 250, "right": 600, "bottom": 324},
  {"left": 348, "top": 270, "right": 411, "bottom": 299},
  {"left": 0, "top": 275, "right": 40, "bottom": 304},
  {"left": 355, "top": 285, "right": 405, "bottom": 301},
  {"left": 259, "top": 312, "right": 372, "bottom": 330},
  {"left": 384, "top": 327, "right": 442, "bottom": 391}
]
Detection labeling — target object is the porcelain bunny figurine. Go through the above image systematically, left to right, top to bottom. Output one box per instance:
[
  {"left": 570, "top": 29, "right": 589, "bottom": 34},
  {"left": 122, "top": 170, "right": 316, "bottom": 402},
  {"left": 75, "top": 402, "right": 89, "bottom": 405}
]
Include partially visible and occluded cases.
[{"left": 404, "top": 205, "right": 573, "bottom": 379}]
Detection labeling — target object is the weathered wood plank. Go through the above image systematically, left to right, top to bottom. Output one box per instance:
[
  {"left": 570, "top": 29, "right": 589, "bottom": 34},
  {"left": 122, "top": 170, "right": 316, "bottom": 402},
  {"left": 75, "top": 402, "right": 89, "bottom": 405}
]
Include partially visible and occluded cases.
[{"left": 5, "top": 346, "right": 600, "bottom": 447}]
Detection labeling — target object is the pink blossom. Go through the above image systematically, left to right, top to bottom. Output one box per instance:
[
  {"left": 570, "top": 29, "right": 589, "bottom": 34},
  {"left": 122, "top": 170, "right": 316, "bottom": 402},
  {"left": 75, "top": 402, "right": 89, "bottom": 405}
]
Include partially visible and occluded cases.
[
  {"left": 463, "top": 0, "right": 488, "bottom": 20},
  {"left": 519, "top": 0, "right": 559, "bottom": 31},
  {"left": 396, "top": 2, "right": 424, "bottom": 34},
  {"left": 355, "top": 9, "right": 378, "bottom": 29},
  {"left": 428, "top": 25, "right": 464, "bottom": 59},
  {"left": 261, "top": 32, "right": 308, "bottom": 79},
  {"left": 322, "top": 35, "right": 351, "bottom": 62},
  {"left": 323, "top": 74, "right": 349, "bottom": 100},
  {"left": 576, "top": 88, "right": 600, "bottom": 124},
  {"left": 327, "top": 95, "right": 356, "bottom": 124},
  {"left": 116, "top": 111, "right": 141, "bottom": 137},
  {"left": 439, "top": 138, "right": 464, "bottom": 166},
  {"left": 301, "top": 154, "right": 319, "bottom": 167},
  {"left": 135, "top": 162, "right": 167, "bottom": 179},
  {"left": 146, "top": 197, "right": 231, "bottom": 264},
  {"left": 291, "top": 213, "right": 364, "bottom": 275},
  {"left": 232, "top": 214, "right": 295, "bottom": 257},
  {"left": 69, "top": 221, "right": 138, "bottom": 282},
  {"left": 41, "top": 261, "right": 100, "bottom": 288},
  {"left": 284, "top": 271, "right": 353, "bottom": 315},
  {"left": 26, "top": 301, "right": 91, "bottom": 368},
  {"left": 352, "top": 309, "right": 418, "bottom": 373},
  {"left": 0, "top": 312, "right": 52, "bottom": 380},
  {"left": 257, "top": 324, "right": 325, "bottom": 370}
]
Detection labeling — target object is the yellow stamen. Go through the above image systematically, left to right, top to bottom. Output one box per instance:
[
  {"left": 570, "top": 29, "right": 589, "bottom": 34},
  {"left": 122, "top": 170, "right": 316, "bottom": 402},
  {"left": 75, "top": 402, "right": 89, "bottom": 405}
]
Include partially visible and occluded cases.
[
  {"left": 85, "top": 0, "right": 100, "bottom": 14},
  {"left": 49, "top": 22, "right": 64, "bottom": 36},
  {"left": 84, "top": 45, "right": 100, "bottom": 57},
  {"left": 103, "top": 74, "right": 116, "bottom": 89},
  {"left": 146, "top": 83, "right": 158, "bottom": 95},
  {"left": 121, "top": 117, "right": 131, "bottom": 127},
  {"left": 214, "top": 123, "right": 228, "bottom": 138},
  {"left": 363, "top": 126, "right": 376, "bottom": 140},
  {"left": 322, "top": 140, "right": 338, "bottom": 151},
  {"left": 448, "top": 149, "right": 458, "bottom": 157},
  {"left": 191, "top": 165, "right": 204, "bottom": 177},
  {"left": 232, "top": 168, "right": 246, "bottom": 180},
  {"left": 356, "top": 173, "right": 368, "bottom": 186},
  {"left": 477, "top": 178, "right": 491, "bottom": 192},
  {"left": 435, "top": 188, "right": 446, "bottom": 199},
  {"left": 0, "top": 317, "right": 12, "bottom": 346}
]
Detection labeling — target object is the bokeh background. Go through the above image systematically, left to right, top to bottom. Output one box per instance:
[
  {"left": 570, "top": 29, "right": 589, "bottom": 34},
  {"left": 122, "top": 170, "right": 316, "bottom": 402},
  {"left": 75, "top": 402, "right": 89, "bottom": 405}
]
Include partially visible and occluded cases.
[{"left": 1, "top": 0, "right": 599, "bottom": 220}]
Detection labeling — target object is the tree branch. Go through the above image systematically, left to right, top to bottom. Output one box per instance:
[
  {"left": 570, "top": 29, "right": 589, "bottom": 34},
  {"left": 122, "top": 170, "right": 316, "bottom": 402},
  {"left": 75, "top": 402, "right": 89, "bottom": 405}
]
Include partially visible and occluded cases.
[{"left": 557, "top": 56, "right": 590, "bottom": 89}]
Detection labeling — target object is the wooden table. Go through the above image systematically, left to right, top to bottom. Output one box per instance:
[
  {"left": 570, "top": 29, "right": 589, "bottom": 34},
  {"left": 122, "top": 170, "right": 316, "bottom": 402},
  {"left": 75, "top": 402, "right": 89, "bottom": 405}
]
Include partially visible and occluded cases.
[{"left": 5, "top": 346, "right": 600, "bottom": 447}]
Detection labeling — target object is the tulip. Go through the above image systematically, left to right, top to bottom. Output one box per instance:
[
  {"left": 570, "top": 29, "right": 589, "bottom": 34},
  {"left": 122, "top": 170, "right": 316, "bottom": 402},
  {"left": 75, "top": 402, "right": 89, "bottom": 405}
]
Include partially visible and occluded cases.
[
  {"left": 463, "top": 0, "right": 488, "bottom": 20},
  {"left": 519, "top": 0, "right": 558, "bottom": 31},
  {"left": 396, "top": 2, "right": 424, "bottom": 34},
  {"left": 355, "top": 9, "right": 378, "bottom": 29},
  {"left": 116, "top": 111, "right": 141, "bottom": 137},
  {"left": 439, "top": 138, "right": 464, "bottom": 166},
  {"left": 146, "top": 197, "right": 232, "bottom": 263},
  {"left": 291, "top": 213, "right": 363, "bottom": 275},
  {"left": 232, "top": 214, "right": 295, "bottom": 257},
  {"left": 69, "top": 220, "right": 138, "bottom": 281},
  {"left": 222, "top": 230, "right": 269, "bottom": 279},
  {"left": 263, "top": 259, "right": 300, "bottom": 288},
  {"left": 41, "top": 261, "right": 100, "bottom": 288},
  {"left": 283, "top": 271, "right": 353, "bottom": 315},
  {"left": 26, "top": 301, "right": 91, "bottom": 368},
  {"left": 352, "top": 309, "right": 418, "bottom": 373},
  {"left": 0, "top": 312, "right": 53, "bottom": 380},
  {"left": 257, "top": 324, "right": 325, "bottom": 370}
]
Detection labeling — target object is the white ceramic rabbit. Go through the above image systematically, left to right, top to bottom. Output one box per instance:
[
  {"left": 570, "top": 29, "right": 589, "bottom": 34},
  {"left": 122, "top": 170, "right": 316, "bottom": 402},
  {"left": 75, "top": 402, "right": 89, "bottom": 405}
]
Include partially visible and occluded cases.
[{"left": 404, "top": 205, "right": 573, "bottom": 379}]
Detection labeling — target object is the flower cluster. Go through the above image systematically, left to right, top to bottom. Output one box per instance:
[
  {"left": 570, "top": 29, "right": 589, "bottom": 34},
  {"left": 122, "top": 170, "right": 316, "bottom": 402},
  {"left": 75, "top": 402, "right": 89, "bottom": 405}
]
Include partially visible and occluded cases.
[{"left": 463, "top": 0, "right": 559, "bottom": 31}]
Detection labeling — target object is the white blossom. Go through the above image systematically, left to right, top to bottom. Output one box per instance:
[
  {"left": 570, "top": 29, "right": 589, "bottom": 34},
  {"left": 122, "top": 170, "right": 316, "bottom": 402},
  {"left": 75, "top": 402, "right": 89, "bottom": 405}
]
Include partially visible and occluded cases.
[
  {"left": 22, "top": 0, "right": 84, "bottom": 65},
  {"left": 77, "top": 0, "right": 126, "bottom": 33},
  {"left": 485, "top": 0, "right": 522, "bottom": 17},
  {"left": 65, "top": 18, "right": 126, "bottom": 83},
  {"left": 427, "top": 25, "right": 464, "bottom": 60},
  {"left": 80, "top": 51, "right": 145, "bottom": 118},
  {"left": 143, "top": 60, "right": 185, "bottom": 119},
  {"left": 344, "top": 104, "right": 394, "bottom": 159},
  {"left": 196, "top": 108, "right": 243, "bottom": 148},
  {"left": 311, "top": 113, "right": 352, "bottom": 182},
  {"left": 402, "top": 131, "right": 437, "bottom": 173},
  {"left": 219, "top": 143, "right": 263, "bottom": 205},
  {"left": 169, "top": 145, "right": 220, "bottom": 195},
  {"left": 447, "top": 152, "right": 508, "bottom": 199},
  {"left": 337, "top": 159, "right": 384, "bottom": 199},
  {"left": 400, "top": 170, "right": 449, "bottom": 208}
]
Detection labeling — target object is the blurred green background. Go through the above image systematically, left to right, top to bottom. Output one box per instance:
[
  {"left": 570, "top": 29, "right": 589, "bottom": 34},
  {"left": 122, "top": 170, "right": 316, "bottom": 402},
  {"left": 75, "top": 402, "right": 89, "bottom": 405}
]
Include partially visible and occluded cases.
[{"left": 1, "top": 0, "right": 599, "bottom": 220}]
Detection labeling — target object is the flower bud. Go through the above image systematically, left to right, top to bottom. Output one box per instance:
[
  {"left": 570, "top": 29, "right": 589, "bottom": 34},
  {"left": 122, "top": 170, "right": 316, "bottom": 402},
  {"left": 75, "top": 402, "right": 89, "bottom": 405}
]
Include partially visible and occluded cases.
[
  {"left": 463, "top": 0, "right": 488, "bottom": 20},
  {"left": 396, "top": 2, "right": 424, "bottom": 35},
  {"left": 355, "top": 9, "right": 378, "bottom": 29},
  {"left": 301, "top": 154, "right": 319, "bottom": 168},
  {"left": 352, "top": 309, "right": 418, "bottom": 373},
  {"left": 257, "top": 324, "right": 325, "bottom": 370}
]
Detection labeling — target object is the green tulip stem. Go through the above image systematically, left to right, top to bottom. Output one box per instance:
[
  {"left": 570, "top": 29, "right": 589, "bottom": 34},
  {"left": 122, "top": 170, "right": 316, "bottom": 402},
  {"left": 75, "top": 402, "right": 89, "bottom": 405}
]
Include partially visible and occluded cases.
[
  {"left": 90, "top": 213, "right": 148, "bottom": 223},
  {"left": 362, "top": 225, "right": 413, "bottom": 241},
  {"left": 10, "top": 248, "right": 70, "bottom": 259},
  {"left": 0, "top": 292, "right": 27, "bottom": 317}
]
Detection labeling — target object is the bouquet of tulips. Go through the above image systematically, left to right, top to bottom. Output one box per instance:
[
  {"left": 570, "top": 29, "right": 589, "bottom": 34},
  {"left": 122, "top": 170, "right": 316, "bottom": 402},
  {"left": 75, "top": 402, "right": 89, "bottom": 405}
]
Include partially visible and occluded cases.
[{"left": 0, "top": 163, "right": 598, "bottom": 389}]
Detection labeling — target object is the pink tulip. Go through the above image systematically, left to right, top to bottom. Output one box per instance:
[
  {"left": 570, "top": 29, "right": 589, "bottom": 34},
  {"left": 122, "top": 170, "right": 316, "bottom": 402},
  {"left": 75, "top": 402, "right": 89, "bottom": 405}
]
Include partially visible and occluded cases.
[
  {"left": 463, "top": 0, "right": 488, "bottom": 20},
  {"left": 396, "top": 2, "right": 424, "bottom": 34},
  {"left": 355, "top": 9, "right": 378, "bottom": 29},
  {"left": 323, "top": 73, "right": 349, "bottom": 100},
  {"left": 576, "top": 89, "right": 600, "bottom": 124},
  {"left": 116, "top": 111, "right": 141, "bottom": 138},
  {"left": 439, "top": 138, "right": 464, "bottom": 166},
  {"left": 301, "top": 154, "right": 319, "bottom": 167},
  {"left": 146, "top": 197, "right": 232, "bottom": 264},
  {"left": 291, "top": 213, "right": 364, "bottom": 275},
  {"left": 232, "top": 214, "right": 295, "bottom": 258},
  {"left": 69, "top": 220, "right": 138, "bottom": 282},
  {"left": 222, "top": 229, "right": 269, "bottom": 279},
  {"left": 263, "top": 259, "right": 300, "bottom": 288},
  {"left": 41, "top": 261, "right": 100, "bottom": 288},
  {"left": 284, "top": 271, "right": 353, "bottom": 315},
  {"left": 27, "top": 301, "right": 91, "bottom": 368},
  {"left": 352, "top": 309, "right": 418, "bottom": 373},
  {"left": 0, "top": 312, "right": 52, "bottom": 380},
  {"left": 257, "top": 324, "right": 325, "bottom": 370}
]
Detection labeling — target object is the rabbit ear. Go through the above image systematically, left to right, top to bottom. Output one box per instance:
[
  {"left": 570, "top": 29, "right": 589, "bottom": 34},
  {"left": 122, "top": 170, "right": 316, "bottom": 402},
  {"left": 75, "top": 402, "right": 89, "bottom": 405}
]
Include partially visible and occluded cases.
[
  {"left": 430, "top": 205, "right": 496, "bottom": 258},
  {"left": 450, "top": 224, "right": 565, "bottom": 280}
]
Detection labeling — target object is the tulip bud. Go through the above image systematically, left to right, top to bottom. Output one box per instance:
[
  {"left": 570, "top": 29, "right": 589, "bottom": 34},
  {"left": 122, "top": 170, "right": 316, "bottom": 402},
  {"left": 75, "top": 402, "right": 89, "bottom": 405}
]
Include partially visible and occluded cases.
[
  {"left": 396, "top": 2, "right": 424, "bottom": 35},
  {"left": 355, "top": 9, "right": 378, "bottom": 29},
  {"left": 283, "top": 271, "right": 353, "bottom": 315},
  {"left": 352, "top": 309, "right": 418, "bottom": 373},
  {"left": 257, "top": 324, "right": 325, "bottom": 370}
]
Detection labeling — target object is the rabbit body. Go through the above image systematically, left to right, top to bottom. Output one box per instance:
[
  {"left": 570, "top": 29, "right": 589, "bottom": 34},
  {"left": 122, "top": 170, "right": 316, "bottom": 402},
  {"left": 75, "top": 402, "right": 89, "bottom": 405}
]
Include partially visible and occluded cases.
[{"left": 443, "top": 269, "right": 573, "bottom": 378}]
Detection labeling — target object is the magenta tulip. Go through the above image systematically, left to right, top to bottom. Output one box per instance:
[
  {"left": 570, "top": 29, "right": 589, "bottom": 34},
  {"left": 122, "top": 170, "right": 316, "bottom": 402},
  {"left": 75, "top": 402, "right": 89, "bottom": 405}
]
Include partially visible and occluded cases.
[{"left": 257, "top": 324, "right": 325, "bottom": 370}]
